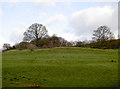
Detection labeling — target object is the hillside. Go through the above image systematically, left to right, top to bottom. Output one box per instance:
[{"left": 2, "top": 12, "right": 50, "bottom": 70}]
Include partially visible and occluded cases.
[{"left": 2, "top": 47, "right": 118, "bottom": 87}]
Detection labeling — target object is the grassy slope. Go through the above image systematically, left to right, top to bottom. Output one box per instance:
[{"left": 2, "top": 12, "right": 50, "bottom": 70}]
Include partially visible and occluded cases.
[{"left": 2, "top": 47, "right": 118, "bottom": 87}]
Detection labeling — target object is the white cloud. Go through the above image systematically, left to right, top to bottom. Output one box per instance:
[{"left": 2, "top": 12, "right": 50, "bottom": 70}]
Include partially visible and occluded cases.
[
  {"left": 0, "top": 0, "right": 119, "bottom": 2},
  {"left": 2, "top": 0, "right": 56, "bottom": 8},
  {"left": 6, "top": 0, "right": 19, "bottom": 7},
  {"left": 9, "top": 0, "right": 18, "bottom": 3},
  {"left": 34, "top": 0, "right": 56, "bottom": 8},
  {"left": 57, "top": 0, "right": 118, "bottom": 2},
  {"left": 98, "top": 0, "right": 119, "bottom": 2},
  {"left": 70, "top": 5, "right": 118, "bottom": 40},
  {"left": 0, "top": 7, "right": 3, "bottom": 19},
  {"left": 0, "top": 8, "right": 2, "bottom": 15},
  {"left": 0, "top": 8, "right": 3, "bottom": 26},
  {"left": 0, "top": 8, "right": 3, "bottom": 48},
  {"left": 38, "top": 12, "right": 47, "bottom": 20},
  {"left": 40, "top": 12, "right": 47, "bottom": 17},
  {"left": 44, "top": 14, "right": 66, "bottom": 26},
  {"left": 10, "top": 23, "right": 28, "bottom": 44},
  {"left": 60, "top": 33, "right": 83, "bottom": 41},
  {"left": 0, "top": 36, "right": 5, "bottom": 48},
  {"left": 0, "top": 36, "right": 14, "bottom": 49}
]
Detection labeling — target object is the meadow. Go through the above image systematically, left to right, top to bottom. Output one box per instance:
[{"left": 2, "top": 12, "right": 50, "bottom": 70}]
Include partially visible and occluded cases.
[{"left": 2, "top": 47, "right": 118, "bottom": 87}]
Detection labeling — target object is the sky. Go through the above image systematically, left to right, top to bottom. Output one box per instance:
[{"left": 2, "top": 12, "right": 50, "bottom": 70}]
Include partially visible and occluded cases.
[{"left": 0, "top": 0, "right": 119, "bottom": 48}]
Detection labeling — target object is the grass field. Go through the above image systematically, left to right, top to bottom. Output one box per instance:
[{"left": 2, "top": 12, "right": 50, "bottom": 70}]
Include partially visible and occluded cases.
[{"left": 2, "top": 47, "right": 118, "bottom": 87}]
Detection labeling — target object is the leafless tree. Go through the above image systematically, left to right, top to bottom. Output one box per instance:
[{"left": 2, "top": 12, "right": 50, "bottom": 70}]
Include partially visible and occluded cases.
[
  {"left": 23, "top": 23, "right": 48, "bottom": 46},
  {"left": 92, "top": 26, "right": 114, "bottom": 42},
  {"left": 3, "top": 43, "right": 11, "bottom": 50}
]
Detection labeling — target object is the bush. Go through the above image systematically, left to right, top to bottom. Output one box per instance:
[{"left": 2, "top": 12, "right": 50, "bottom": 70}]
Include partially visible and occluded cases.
[
  {"left": 15, "top": 42, "right": 29, "bottom": 50},
  {"left": 15, "top": 42, "right": 37, "bottom": 51},
  {"left": 27, "top": 44, "right": 37, "bottom": 51}
]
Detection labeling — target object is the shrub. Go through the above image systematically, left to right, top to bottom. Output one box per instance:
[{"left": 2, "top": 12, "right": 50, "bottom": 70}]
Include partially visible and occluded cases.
[
  {"left": 15, "top": 42, "right": 29, "bottom": 50},
  {"left": 27, "top": 44, "right": 37, "bottom": 51}
]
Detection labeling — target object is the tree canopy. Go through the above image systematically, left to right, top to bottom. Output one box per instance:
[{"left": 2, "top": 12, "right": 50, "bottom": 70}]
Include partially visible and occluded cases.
[
  {"left": 23, "top": 23, "right": 48, "bottom": 46},
  {"left": 92, "top": 26, "right": 114, "bottom": 42}
]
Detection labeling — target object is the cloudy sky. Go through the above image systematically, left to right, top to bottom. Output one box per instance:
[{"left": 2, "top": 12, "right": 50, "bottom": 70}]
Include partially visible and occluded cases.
[{"left": 0, "top": 0, "right": 118, "bottom": 48}]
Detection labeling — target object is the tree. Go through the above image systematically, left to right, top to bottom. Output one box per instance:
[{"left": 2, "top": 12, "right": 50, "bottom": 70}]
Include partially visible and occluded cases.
[
  {"left": 23, "top": 23, "right": 48, "bottom": 46},
  {"left": 92, "top": 26, "right": 114, "bottom": 42},
  {"left": 50, "top": 34, "right": 60, "bottom": 47},
  {"left": 118, "top": 34, "right": 120, "bottom": 39},
  {"left": 58, "top": 37, "right": 67, "bottom": 46},
  {"left": 15, "top": 42, "right": 30, "bottom": 50},
  {"left": 2, "top": 43, "right": 11, "bottom": 51},
  {"left": 27, "top": 44, "right": 37, "bottom": 51}
]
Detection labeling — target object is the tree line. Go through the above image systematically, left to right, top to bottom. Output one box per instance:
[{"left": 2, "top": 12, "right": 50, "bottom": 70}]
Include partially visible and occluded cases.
[
  {"left": 2, "top": 23, "right": 119, "bottom": 51},
  {"left": 76, "top": 26, "right": 119, "bottom": 49}
]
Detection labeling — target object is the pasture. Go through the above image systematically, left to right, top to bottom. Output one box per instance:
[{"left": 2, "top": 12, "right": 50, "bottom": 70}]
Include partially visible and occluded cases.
[{"left": 2, "top": 47, "right": 118, "bottom": 87}]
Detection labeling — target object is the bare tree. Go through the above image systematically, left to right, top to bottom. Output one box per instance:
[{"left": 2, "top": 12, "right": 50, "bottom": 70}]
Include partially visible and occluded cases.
[
  {"left": 23, "top": 23, "right": 48, "bottom": 46},
  {"left": 92, "top": 26, "right": 114, "bottom": 42},
  {"left": 3, "top": 43, "right": 11, "bottom": 51}
]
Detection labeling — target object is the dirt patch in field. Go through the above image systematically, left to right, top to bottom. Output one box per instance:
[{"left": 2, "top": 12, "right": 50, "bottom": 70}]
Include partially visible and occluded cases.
[{"left": 21, "top": 83, "right": 42, "bottom": 87}]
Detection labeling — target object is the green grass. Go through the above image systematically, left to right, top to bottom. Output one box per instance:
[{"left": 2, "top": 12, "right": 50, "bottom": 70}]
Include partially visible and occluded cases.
[{"left": 2, "top": 47, "right": 118, "bottom": 87}]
